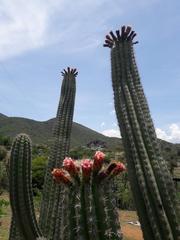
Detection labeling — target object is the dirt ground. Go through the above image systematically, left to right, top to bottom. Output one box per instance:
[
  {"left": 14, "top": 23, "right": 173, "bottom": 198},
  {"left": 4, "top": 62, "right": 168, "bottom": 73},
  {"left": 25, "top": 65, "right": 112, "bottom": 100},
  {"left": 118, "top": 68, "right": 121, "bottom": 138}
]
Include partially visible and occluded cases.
[
  {"left": 0, "top": 193, "right": 143, "bottom": 240},
  {"left": 119, "top": 210, "right": 143, "bottom": 240}
]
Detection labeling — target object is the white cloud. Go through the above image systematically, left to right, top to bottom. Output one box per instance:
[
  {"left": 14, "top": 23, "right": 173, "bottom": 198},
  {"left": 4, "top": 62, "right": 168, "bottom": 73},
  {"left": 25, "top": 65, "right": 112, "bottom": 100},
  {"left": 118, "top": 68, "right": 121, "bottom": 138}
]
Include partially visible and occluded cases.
[
  {"left": 0, "top": 0, "right": 159, "bottom": 60},
  {"left": 0, "top": 0, "right": 62, "bottom": 59},
  {"left": 100, "top": 122, "right": 106, "bottom": 128},
  {"left": 102, "top": 123, "right": 180, "bottom": 143},
  {"left": 156, "top": 123, "right": 180, "bottom": 143},
  {"left": 102, "top": 128, "right": 121, "bottom": 138}
]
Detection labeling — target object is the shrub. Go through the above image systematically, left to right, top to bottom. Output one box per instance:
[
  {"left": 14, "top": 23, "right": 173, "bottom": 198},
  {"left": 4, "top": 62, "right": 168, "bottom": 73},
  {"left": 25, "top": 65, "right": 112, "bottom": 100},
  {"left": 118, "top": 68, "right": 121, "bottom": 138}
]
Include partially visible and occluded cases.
[{"left": 32, "top": 156, "right": 48, "bottom": 191}]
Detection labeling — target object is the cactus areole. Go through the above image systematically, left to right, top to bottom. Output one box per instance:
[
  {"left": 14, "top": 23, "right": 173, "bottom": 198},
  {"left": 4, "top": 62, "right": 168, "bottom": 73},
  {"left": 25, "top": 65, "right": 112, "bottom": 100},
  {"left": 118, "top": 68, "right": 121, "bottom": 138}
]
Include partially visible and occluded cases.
[{"left": 104, "top": 25, "right": 180, "bottom": 240}]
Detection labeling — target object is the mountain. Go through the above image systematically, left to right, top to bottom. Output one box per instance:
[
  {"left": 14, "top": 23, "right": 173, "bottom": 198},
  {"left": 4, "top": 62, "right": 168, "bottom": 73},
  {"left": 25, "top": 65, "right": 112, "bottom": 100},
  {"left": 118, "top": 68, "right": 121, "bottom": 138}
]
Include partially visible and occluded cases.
[
  {"left": 0, "top": 114, "right": 122, "bottom": 150},
  {"left": 0, "top": 114, "right": 179, "bottom": 165}
]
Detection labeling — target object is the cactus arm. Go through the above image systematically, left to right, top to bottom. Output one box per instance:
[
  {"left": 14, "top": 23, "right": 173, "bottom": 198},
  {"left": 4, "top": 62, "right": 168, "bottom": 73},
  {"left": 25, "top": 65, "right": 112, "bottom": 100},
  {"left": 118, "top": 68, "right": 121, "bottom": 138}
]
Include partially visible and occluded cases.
[
  {"left": 105, "top": 26, "right": 180, "bottom": 239},
  {"left": 115, "top": 40, "right": 172, "bottom": 240},
  {"left": 125, "top": 42, "right": 180, "bottom": 235},
  {"left": 127, "top": 43, "right": 180, "bottom": 226},
  {"left": 111, "top": 44, "right": 161, "bottom": 239},
  {"left": 120, "top": 44, "right": 173, "bottom": 238},
  {"left": 111, "top": 48, "right": 153, "bottom": 240},
  {"left": 39, "top": 68, "right": 77, "bottom": 238},
  {"left": 9, "top": 134, "right": 43, "bottom": 240},
  {"left": 91, "top": 178, "right": 111, "bottom": 240},
  {"left": 91, "top": 178, "right": 123, "bottom": 240},
  {"left": 103, "top": 180, "right": 123, "bottom": 239},
  {"left": 84, "top": 181, "right": 99, "bottom": 240},
  {"left": 80, "top": 182, "right": 90, "bottom": 240},
  {"left": 74, "top": 186, "right": 84, "bottom": 239},
  {"left": 52, "top": 187, "right": 66, "bottom": 240},
  {"left": 68, "top": 187, "right": 77, "bottom": 240},
  {"left": 60, "top": 188, "right": 69, "bottom": 240},
  {"left": 9, "top": 217, "right": 24, "bottom": 240}
]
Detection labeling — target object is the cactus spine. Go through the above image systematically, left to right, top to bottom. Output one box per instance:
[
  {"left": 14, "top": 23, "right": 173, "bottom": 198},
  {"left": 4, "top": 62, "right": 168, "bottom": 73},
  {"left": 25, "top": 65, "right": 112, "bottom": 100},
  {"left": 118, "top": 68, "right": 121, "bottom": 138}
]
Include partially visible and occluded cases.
[
  {"left": 104, "top": 26, "right": 180, "bottom": 240},
  {"left": 39, "top": 68, "right": 77, "bottom": 238},
  {"left": 9, "top": 134, "right": 43, "bottom": 240}
]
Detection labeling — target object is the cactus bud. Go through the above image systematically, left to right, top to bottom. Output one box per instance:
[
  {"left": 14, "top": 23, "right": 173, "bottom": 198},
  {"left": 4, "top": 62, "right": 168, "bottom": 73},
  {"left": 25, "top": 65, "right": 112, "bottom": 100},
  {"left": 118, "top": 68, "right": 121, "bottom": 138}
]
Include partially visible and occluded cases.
[
  {"left": 93, "top": 151, "right": 105, "bottom": 173},
  {"left": 63, "top": 157, "right": 79, "bottom": 177},
  {"left": 81, "top": 159, "right": 93, "bottom": 181},
  {"left": 111, "top": 163, "right": 126, "bottom": 176},
  {"left": 52, "top": 168, "right": 72, "bottom": 185}
]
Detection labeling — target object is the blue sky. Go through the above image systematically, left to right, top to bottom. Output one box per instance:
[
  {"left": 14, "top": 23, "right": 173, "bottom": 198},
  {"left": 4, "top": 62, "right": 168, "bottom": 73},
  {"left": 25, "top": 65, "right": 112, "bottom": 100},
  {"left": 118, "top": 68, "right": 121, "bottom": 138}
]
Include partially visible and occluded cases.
[{"left": 0, "top": 0, "right": 180, "bottom": 143}]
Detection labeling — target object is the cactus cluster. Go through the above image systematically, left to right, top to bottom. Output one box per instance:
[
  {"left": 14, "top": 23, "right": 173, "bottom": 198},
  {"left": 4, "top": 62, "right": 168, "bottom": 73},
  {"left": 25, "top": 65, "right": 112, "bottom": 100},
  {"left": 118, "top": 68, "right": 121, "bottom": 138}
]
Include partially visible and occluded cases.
[
  {"left": 104, "top": 25, "right": 180, "bottom": 240},
  {"left": 8, "top": 26, "right": 180, "bottom": 240},
  {"left": 9, "top": 67, "right": 77, "bottom": 240},
  {"left": 51, "top": 151, "right": 125, "bottom": 239}
]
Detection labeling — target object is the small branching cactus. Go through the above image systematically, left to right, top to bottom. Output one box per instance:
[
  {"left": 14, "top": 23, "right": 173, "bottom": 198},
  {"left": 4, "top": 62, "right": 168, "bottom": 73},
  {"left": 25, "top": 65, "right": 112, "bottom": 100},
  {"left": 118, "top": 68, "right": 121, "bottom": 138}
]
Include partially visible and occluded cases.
[
  {"left": 104, "top": 25, "right": 180, "bottom": 240},
  {"left": 52, "top": 151, "right": 125, "bottom": 240}
]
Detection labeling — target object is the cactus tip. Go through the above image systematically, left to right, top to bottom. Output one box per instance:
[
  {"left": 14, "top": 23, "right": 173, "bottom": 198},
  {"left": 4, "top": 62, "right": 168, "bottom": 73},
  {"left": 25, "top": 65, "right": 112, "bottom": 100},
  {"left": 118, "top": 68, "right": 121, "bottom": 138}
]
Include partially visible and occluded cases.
[
  {"left": 103, "top": 25, "right": 137, "bottom": 48},
  {"left": 61, "top": 67, "right": 78, "bottom": 77}
]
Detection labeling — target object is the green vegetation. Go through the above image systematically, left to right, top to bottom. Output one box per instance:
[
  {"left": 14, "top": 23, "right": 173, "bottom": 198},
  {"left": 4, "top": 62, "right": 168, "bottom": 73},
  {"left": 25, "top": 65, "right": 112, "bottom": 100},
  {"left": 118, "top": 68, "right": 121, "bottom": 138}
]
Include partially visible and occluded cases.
[
  {"left": 0, "top": 134, "right": 11, "bottom": 148},
  {"left": 0, "top": 146, "right": 7, "bottom": 161},
  {"left": 69, "top": 146, "right": 95, "bottom": 159},
  {"left": 32, "top": 156, "right": 48, "bottom": 192},
  {"left": 115, "top": 173, "right": 134, "bottom": 210},
  {"left": 0, "top": 199, "right": 9, "bottom": 218}
]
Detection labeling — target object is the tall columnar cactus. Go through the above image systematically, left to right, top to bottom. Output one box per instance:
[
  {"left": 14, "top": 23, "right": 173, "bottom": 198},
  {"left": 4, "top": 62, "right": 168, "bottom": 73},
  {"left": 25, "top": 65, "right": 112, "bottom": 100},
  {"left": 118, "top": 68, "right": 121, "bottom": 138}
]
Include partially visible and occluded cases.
[
  {"left": 104, "top": 26, "right": 180, "bottom": 240},
  {"left": 39, "top": 68, "right": 77, "bottom": 238},
  {"left": 9, "top": 134, "right": 43, "bottom": 240},
  {"left": 51, "top": 151, "right": 125, "bottom": 240}
]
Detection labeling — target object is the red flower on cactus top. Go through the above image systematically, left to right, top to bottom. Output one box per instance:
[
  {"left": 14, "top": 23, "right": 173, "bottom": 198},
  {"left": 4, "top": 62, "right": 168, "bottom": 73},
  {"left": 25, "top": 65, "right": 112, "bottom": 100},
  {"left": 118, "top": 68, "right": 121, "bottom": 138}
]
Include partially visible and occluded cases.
[
  {"left": 93, "top": 151, "right": 105, "bottom": 172},
  {"left": 52, "top": 152, "right": 126, "bottom": 185},
  {"left": 63, "top": 157, "right": 79, "bottom": 177},
  {"left": 81, "top": 159, "right": 93, "bottom": 180},
  {"left": 111, "top": 163, "right": 126, "bottom": 176},
  {"left": 52, "top": 168, "right": 71, "bottom": 185}
]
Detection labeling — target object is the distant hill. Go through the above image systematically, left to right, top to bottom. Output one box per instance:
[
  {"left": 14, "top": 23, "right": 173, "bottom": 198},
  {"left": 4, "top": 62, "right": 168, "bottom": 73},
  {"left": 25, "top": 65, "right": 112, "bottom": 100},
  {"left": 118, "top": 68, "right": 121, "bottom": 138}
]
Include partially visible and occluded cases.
[
  {"left": 0, "top": 113, "right": 122, "bottom": 150},
  {"left": 0, "top": 113, "right": 180, "bottom": 165}
]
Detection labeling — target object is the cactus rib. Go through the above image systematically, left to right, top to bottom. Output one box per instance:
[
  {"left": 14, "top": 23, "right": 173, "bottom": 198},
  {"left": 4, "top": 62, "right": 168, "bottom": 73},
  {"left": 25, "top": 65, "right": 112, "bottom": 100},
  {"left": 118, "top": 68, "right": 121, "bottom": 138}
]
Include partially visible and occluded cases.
[{"left": 105, "top": 25, "right": 180, "bottom": 240}]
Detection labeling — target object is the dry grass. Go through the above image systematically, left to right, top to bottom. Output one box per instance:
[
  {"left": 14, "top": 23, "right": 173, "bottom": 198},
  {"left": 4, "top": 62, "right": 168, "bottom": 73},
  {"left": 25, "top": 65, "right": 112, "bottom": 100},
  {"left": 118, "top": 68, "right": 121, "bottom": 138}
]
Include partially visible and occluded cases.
[{"left": 0, "top": 193, "right": 11, "bottom": 240}]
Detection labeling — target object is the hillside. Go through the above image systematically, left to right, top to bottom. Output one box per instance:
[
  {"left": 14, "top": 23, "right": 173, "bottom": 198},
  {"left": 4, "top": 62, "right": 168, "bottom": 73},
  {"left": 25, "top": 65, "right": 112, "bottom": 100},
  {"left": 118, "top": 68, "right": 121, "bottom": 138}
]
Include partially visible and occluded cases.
[
  {"left": 0, "top": 113, "right": 122, "bottom": 150},
  {"left": 0, "top": 113, "right": 180, "bottom": 165}
]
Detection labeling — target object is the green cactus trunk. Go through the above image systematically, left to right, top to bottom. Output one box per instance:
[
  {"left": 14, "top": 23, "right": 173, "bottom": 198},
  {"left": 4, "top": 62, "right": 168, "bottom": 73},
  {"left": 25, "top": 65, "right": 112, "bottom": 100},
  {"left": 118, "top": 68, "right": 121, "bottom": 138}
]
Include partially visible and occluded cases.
[
  {"left": 104, "top": 26, "right": 180, "bottom": 240},
  {"left": 39, "top": 68, "right": 77, "bottom": 239},
  {"left": 9, "top": 134, "right": 43, "bottom": 240}
]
